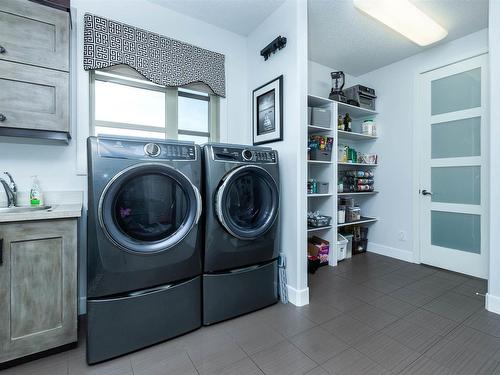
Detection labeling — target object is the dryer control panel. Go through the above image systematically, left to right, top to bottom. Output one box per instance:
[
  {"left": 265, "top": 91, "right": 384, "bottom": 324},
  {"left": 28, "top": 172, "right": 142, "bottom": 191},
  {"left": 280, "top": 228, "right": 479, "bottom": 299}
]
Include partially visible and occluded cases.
[
  {"left": 98, "top": 138, "right": 197, "bottom": 160},
  {"left": 212, "top": 146, "right": 277, "bottom": 164}
]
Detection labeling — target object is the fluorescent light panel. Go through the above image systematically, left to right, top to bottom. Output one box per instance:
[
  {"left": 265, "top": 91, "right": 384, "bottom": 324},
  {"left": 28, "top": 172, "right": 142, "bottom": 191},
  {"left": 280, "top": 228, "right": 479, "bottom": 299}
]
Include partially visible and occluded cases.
[{"left": 353, "top": 0, "right": 448, "bottom": 46}]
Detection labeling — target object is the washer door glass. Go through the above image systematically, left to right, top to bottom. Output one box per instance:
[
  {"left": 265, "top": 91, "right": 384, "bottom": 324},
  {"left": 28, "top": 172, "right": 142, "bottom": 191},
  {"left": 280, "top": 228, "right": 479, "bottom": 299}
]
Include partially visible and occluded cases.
[
  {"left": 100, "top": 164, "right": 201, "bottom": 253},
  {"left": 216, "top": 165, "right": 279, "bottom": 240},
  {"left": 114, "top": 174, "right": 187, "bottom": 241}
]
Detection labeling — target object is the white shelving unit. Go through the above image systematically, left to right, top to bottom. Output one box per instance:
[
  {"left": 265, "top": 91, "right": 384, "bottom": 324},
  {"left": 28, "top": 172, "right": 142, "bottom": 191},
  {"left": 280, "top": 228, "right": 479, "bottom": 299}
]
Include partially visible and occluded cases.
[
  {"left": 306, "top": 94, "right": 379, "bottom": 268},
  {"left": 307, "top": 95, "right": 337, "bottom": 266},
  {"left": 336, "top": 100, "right": 379, "bottom": 253}
]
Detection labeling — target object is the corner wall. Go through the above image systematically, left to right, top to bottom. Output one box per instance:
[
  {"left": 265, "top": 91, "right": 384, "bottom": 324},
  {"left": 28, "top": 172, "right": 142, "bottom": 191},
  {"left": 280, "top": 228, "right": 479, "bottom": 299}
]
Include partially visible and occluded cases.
[
  {"left": 246, "top": 0, "right": 309, "bottom": 305},
  {"left": 487, "top": 0, "right": 500, "bottom": 314}
]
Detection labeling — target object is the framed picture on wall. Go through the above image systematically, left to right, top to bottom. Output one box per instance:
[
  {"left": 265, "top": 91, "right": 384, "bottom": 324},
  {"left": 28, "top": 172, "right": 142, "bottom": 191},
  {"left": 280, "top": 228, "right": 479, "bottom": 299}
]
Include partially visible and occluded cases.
[{"left": 252, "top": 75, "right": 283, "bottom": 145}]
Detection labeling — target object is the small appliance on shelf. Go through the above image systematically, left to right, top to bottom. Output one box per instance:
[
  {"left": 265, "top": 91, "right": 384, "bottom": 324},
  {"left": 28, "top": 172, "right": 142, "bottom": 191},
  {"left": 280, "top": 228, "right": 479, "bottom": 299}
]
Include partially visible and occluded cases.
[
  {"left": 329, "top": 71, "right": 347, "bottom": 103},
  {"left": 343, "top": 85, "right": 377, "bottom": 111}
]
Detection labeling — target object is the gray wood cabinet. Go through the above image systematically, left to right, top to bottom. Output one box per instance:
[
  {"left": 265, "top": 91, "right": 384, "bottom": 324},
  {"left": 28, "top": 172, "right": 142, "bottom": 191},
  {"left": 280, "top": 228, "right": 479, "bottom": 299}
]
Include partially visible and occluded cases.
[
  {"left": 0, "top": 0, "right": 70, "bottom": 140},
  {"left": 0, "top": 0, "right": 69, "bottom": 72},
  {"left": 0, "top": 60, "right": 69, "bottom": 133},
  {"left": 0, "top": 219, "right": 77, "bottom": 364}
]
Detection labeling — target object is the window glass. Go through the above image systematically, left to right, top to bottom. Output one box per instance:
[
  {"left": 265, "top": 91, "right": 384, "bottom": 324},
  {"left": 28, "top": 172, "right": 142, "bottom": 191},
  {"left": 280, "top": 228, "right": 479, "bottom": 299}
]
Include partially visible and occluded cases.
[
  {"left": 91, "top": 71, "right": 216, "bottom": 142},
  {"left": 95, "top": 81, "right": 165, "bottom": 127},
  {"left": 178, "top": 95, "right": 209, "bottom": 133},
  {"left": 95, "top": 126, "right": 165, "bottom": 140},
  {"left": 178, "top": 134, "right": 209, "bottom": 144}
]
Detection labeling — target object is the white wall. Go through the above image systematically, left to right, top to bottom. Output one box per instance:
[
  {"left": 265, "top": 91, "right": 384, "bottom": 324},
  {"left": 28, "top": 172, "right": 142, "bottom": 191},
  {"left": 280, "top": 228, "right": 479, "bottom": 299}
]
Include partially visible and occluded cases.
[
  {"left": 0, "top": 0, "right": 250, "bottom": 313},
  {"left": 247, "top": 0, "right": 309, "bottom": 305},
  {"left": 487, "top": 0, "right": 500, "bottom": 314},
  {"left": 307, "top": 29, "right": 488, "bottom": 263},
  {"left": 356, "top": 29, "right": 488, "bottom": 262},
  {"left": 308, "top": 60, "right": 357, "bottom": 99}
]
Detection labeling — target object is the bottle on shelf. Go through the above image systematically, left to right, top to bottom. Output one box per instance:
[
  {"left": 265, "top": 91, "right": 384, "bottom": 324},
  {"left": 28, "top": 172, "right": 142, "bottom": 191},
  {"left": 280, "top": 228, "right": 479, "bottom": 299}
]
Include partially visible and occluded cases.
[{"left": 343, "top": 113, "right": 352, "bottom": 132}]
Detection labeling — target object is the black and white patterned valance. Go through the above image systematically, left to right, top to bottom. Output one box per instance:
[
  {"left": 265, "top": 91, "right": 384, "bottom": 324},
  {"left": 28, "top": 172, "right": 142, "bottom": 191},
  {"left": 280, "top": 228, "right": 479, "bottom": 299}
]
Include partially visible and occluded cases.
[{"left": 83, "top": 13, "right": 226, "bottom": 97}]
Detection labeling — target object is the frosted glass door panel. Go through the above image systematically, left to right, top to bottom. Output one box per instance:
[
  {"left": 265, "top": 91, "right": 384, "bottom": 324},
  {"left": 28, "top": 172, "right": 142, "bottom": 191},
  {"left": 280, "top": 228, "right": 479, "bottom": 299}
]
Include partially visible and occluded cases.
[
  {"left": 431, "top": 68, "right": 481, "bottom": 115},
  {"left": 431, "top": 117, "right": 481, "bottom": 159},
  {"left": 431, "top": 166, "right": 480, "bottom": 205},
  {"left": 431, "top": 211, "right": 481, "bottom": 254}
]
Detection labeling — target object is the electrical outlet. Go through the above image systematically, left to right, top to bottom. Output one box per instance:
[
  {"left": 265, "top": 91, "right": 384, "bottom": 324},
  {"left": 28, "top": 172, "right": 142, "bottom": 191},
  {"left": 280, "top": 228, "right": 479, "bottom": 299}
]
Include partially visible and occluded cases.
[{"left": 398, "top": 231, "right": 407, "bottom": 242}]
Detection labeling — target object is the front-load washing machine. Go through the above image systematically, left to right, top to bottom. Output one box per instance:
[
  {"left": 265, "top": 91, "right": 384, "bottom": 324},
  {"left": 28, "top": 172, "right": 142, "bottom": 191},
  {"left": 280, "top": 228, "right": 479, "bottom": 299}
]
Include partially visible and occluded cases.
[
  {"left": 86, "top": 136, "right": 203, "bottom": 364},
  {"left": 202, "top": 143, "right": 280, "bottom": 325}
]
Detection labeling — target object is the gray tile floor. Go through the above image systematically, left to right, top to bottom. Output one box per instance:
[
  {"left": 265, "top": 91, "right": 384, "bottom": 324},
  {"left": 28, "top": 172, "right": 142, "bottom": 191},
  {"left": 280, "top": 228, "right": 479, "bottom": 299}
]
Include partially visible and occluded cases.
[{"left": 3, "top": 252, "right": 499, "bottom": 375}]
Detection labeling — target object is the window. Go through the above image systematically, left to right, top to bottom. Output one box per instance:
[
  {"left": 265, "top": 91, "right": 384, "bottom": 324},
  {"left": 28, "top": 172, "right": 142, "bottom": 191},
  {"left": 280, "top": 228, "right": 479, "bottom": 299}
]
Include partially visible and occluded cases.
[{"left": 90, "top": 67, "right": 219, "bottom": 144}]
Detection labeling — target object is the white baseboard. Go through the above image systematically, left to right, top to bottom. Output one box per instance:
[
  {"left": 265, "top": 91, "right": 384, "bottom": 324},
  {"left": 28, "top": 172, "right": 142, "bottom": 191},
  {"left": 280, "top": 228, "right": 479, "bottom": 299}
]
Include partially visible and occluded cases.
[
  {"left": 368, "top": 242, "right": 414, "bottom": 263},
  {"left": 286, "top": 285, "right": 309, "bottom": 306},
  {"left": 486, "top": 293, "right": 500, "bottom": 315}
]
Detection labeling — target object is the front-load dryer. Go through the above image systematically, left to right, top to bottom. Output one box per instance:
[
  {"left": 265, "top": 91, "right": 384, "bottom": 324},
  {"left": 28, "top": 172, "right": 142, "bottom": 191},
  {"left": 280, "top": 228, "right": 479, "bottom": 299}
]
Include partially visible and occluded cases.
[
  {"left": 86, "top": 136, "right": 203, "bottom": 364},
  {"left": 202, "top": 143, "right": 280, "bottom": 325}
]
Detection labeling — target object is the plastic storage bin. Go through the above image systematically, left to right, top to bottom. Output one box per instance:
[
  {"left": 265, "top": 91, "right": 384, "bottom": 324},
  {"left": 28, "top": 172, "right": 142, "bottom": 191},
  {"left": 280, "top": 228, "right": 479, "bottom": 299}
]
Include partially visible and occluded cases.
[
  {"left": 311, "top": 108, "right": 331, "bottom": 128},
  {"left": 309, "top": 149, "right": 332, "bottom": 161},
  {"left": 317, "top": 182, "right": 329, "bottom": 194},
  {"left": 308, "top": 215, "right": 332, "bottom": 228},
  {"left": 337, "top": 234, "right": 348, "bottom": 261},
  {"left": 343, "top": 234, "right": 353, "bottom": 259}
]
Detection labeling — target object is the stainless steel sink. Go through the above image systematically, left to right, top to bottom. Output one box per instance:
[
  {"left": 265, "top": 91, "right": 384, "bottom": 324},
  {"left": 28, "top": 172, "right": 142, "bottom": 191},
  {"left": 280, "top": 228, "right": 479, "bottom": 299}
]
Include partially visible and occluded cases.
[{"left": 0, "top": 205, "right": 52, "bottom": 214}]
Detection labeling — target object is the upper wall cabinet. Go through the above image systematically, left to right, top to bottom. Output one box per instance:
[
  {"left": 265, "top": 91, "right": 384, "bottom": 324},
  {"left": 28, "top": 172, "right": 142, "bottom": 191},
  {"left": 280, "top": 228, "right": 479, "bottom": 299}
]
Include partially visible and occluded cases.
[
  {"left": 0, "top": 0, "right": 69, "bottom": 72},
  {"left": 0, "top": 0, "right": 70, "bottom": 142}
]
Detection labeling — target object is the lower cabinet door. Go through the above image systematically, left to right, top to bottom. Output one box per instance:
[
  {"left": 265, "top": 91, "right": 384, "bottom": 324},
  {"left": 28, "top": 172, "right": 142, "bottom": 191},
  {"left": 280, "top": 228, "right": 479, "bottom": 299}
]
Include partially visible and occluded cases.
[{"left": 0, "top": 219, "right": 77, "bottom": 364}]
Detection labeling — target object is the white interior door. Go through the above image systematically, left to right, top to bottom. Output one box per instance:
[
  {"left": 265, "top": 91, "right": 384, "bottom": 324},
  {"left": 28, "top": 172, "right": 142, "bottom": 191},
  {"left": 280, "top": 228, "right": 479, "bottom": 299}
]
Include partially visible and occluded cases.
[{"left": 418, "top": 54, "right": 488, "bottom": 278}]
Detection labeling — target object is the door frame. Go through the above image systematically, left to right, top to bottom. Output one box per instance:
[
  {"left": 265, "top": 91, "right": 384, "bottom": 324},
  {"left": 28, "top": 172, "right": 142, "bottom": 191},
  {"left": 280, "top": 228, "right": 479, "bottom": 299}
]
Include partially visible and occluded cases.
[{"left": 412, "top": 53, "right": 489, "bottom": 278}]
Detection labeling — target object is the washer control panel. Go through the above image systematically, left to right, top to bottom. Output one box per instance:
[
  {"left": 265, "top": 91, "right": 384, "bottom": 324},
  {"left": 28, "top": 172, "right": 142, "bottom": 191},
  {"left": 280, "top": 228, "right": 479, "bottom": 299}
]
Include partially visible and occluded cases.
[
  {"left": 98, "top": 138, "right": 197, "bottom": 160},
  {"left": 212, "top": 146, "right": 277, "bottom": 163}
]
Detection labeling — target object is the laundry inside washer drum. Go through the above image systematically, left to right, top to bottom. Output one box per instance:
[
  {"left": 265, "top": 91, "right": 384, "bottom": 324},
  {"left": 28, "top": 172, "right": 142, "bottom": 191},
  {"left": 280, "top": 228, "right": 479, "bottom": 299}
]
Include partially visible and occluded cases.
[{"left": 112, "top": 173, "right": 189, "bottom": 242}]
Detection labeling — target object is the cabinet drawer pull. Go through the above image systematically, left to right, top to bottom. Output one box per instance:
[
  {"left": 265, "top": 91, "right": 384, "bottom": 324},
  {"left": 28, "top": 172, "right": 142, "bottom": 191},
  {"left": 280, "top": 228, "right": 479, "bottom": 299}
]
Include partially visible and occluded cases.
[
  {"left": 0, "top": 46, "right": 5, "bottom": 54},
  {"left": 0, "top": 114, "right": 6, "bottom": 122},
  {"left": 0, "top": 238, "right": 3, "bottom": 265}
]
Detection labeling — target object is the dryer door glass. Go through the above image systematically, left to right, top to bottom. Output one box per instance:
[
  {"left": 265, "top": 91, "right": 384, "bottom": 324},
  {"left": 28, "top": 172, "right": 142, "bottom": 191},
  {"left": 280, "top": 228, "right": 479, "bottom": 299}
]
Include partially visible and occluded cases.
[
  {"left": 100, "top": 164, "right": 201, "bottom": 253},
  {"left": 217, "top": 166, "right": 279, "bottom": 240}
]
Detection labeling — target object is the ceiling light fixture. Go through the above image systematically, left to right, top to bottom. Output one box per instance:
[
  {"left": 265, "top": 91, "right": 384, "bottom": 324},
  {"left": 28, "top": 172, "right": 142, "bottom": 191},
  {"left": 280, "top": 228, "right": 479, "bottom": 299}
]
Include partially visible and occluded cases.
[{"left": 353, "top": 0, "right": 448, "bottom": 46}]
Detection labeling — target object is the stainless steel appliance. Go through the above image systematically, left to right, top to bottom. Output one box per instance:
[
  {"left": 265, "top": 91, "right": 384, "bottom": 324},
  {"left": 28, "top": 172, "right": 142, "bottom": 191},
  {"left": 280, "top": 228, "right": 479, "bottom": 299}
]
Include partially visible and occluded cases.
[
  {"left": 344, "top": 85, "right": 377, "bottom": 111},
  {"left": 86, "top": 136, "right": 203, "bottom": 364},
  {"left": 202, "top": 143, "right": 280, "bottom": 325}
]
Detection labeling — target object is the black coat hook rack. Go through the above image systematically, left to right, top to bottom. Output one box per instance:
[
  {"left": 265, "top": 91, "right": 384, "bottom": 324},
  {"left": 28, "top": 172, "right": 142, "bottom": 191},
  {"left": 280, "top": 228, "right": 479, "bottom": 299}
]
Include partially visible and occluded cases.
[{"left": 260, "top": 36, "right": 287, "bottom": 61}]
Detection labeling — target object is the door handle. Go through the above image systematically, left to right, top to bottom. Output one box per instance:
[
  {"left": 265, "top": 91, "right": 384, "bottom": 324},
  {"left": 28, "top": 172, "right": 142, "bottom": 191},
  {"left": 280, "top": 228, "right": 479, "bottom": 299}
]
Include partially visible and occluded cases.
[
  {"left": 0, "top": 45, "right": 5, "bottom": 54},
  {"left": 0, "top": 114, "right": 6, "bottom": 122},
  {"left": 422, "top": 189, "right": 433, "bottom": 196}
]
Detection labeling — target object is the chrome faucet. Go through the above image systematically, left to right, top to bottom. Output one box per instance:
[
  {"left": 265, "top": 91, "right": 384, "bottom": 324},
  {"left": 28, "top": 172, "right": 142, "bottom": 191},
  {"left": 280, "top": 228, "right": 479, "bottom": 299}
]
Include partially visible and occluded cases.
[{"left": 0, "top": 172, "right": 17, "bottom": 207}]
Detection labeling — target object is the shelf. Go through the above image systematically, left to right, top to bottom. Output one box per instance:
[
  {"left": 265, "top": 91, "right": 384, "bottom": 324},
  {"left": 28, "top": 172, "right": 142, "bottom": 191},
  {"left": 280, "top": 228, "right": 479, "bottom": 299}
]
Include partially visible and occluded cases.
[
  {"left": 308, "top": 94, "right": 333, "bottom": 107},
  {"left": 336, "top": 101, "right": 378, "bottom": 119},
  {"left": 308, "top": 125, "right": 333, "bottom": 134},
  {"left": 338, "top": 130, "right": 377, "bottom": 141},
  {"left": 308, "top": 160, "right": 334, "bottom": 165},
  {"left": 338, "top": 162, "right": 378, "bottom": 167},
  {"left": 338, "top": 191, "right": 379, "bottom": 196},
  {"left": 307, "top": 193, "right": 333, "bottom": 198},
  {"left": 338, "top": 217, "right": 378, "bottom": 228},
  {"left": 307, "top": 225, "right": 333, "bottom": 233}
]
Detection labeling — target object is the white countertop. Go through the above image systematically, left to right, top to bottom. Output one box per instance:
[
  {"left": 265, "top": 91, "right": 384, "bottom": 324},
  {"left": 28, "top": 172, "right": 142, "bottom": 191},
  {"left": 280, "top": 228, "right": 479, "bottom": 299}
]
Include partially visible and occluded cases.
[
  {"left": 0, "top": 191, "right": 83, "bottom": 223},
  {"left": 0, "top": 204, "right": 82, "bottom": 223}
]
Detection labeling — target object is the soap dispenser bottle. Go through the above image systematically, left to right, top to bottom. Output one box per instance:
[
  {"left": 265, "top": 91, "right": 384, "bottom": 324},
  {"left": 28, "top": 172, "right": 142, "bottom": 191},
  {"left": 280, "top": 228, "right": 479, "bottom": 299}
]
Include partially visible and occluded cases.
[{"left": 30, "top": 175, "right": 41, "bottom": 206}]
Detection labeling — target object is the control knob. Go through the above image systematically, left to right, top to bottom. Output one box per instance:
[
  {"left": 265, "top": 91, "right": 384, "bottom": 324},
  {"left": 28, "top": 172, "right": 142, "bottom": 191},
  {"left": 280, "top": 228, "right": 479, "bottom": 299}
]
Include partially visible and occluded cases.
[
  {"left": 144, "top": 143, "right": 161, "bottom": 157},
  {"left": 242, "top": 149, "right": 253, "bottom": 161}
]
